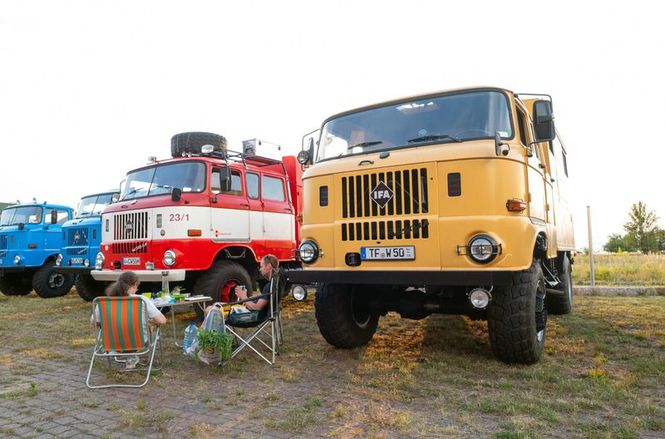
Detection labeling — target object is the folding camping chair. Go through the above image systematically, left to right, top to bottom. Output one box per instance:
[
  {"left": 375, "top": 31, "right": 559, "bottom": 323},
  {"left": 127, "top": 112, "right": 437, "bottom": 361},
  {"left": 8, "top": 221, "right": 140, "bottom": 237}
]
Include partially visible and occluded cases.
[
  {"left": 217, "top": 270, "right": 284, "bottom": 365},
  {"left": 86, "top": 295, "right": 162, "bottom": 389}
]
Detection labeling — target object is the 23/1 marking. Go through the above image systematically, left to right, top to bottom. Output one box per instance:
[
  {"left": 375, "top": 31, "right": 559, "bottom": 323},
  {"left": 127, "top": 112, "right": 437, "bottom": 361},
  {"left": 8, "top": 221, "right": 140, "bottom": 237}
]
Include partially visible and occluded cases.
[{"left": 169, "top": 213, "right": 190, "bottom": 222}]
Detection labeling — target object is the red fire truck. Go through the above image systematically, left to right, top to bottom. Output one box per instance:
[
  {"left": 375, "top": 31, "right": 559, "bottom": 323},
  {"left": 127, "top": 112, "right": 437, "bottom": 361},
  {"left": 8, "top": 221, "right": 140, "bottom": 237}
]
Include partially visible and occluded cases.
[{"left": 91, "top": 132, "right": 302, "bottom": 304}]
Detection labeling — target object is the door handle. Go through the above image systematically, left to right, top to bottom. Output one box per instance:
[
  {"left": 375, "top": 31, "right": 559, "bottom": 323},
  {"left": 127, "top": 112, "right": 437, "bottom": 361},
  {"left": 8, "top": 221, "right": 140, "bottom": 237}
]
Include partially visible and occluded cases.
[
  {"left": 359, "top": 159, "right": 374, "bottom": 166},
  {"left": 240, "top": 203, "right": 249, "bottom": 208}
]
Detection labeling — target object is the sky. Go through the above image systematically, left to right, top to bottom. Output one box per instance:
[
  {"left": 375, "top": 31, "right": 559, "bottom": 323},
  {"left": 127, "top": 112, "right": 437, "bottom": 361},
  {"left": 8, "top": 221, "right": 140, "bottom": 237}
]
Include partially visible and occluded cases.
[{"left": 1, "top": 1, "right": 663, "bottom": 251}]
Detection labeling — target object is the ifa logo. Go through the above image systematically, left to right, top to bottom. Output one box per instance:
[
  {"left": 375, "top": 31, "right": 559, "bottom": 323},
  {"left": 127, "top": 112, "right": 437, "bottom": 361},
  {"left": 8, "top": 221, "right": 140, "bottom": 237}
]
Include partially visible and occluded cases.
[{"left": 371, "top": 181, "right": 393, "bottom": 208}]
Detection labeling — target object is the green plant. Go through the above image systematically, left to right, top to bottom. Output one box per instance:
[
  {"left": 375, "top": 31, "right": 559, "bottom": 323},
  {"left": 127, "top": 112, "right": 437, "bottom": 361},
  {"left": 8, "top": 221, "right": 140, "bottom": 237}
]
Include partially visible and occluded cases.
[{"left": 196, "top": 329, "right": 232, "bottom": 360}]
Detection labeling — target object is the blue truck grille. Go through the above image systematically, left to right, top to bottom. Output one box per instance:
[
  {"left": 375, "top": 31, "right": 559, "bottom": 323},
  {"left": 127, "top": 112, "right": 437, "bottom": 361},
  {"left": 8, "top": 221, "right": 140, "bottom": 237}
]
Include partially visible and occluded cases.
[
  {"left": 67, "top": 227, "right": 89, "bottom": 246},
  {"left": 0, "top": 235, "right": 6, "bottom": 250},
  {"left": 66, "top": 247, "right": 88, "bottom": 256}
]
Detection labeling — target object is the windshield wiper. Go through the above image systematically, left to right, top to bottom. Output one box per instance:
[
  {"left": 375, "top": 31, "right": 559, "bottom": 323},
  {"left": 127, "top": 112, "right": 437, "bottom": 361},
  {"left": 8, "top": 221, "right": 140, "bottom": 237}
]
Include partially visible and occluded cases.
[
  {"left": 407, "top": 134, "right": 461, "bottom": 144},
  {"left": 349, "top": 141, "right": 383, "bottom": 149}
]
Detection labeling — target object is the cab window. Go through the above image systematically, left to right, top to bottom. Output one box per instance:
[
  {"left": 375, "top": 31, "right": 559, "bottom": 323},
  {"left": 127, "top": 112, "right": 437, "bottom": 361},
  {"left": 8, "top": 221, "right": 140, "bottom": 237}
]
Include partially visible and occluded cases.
[
  {"left": 212, "top": 169, "right": 243, "bottom": 195},
  {"left": 246, "top": 173, "right": 259, "bottom": 199},
  {"left": 262, "top": 176, "right": 285, "bottom": 202},
  {"left": 56, "top": 210, "right": 70, "bottom": 225}
]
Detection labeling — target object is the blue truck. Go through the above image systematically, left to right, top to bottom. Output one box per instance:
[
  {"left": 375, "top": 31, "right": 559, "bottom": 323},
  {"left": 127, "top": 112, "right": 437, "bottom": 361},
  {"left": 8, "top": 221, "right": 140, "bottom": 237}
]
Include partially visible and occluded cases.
[
  {"left": 56, "top": 191, "right": 117, "bottom": 301},
  {"left": 0, "top": 203, "right": 75, "bottom": 297}
]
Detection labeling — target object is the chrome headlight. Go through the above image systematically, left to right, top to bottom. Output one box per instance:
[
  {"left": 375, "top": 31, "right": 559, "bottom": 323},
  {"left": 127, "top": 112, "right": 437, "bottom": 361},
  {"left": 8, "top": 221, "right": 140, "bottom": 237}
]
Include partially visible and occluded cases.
[
  {"left": 468, "top": 235, "right": 498, "bottom": 263},
  {"left": 298, "top": 240, "right": 319, "bottom": 263},
  {"left": 163, "top": 250, "right": 177, "bottom": 267},
  {"left": 95, "top": 252, "right": 105, "bottom": 270},
  {"left": 55, "top": 254, "right": 63, "bottom": 266},
  {"left": 14, "top": 255, "right": 21, "bottom": 265},
  {"left": 83, "top": 258, "right": 90, "bottom": 267},
  {"left": 291, "top": 285, "right": 308, "bottom": 301}
]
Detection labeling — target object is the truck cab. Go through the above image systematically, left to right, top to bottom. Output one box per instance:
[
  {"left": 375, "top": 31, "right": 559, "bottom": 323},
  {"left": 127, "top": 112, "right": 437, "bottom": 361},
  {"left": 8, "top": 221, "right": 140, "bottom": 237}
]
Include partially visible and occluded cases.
[
  {"left": 287, "top": 87, "right": 574, "bottom": 364},
  {"left": 91, "top": 132, "right": 302, "bottom": 307},
  {"left": 56, "top": 191, "right": 118, "bottom": 301},
  {"left": 0, "top": 202, "right": 75, "bottom": 298}
]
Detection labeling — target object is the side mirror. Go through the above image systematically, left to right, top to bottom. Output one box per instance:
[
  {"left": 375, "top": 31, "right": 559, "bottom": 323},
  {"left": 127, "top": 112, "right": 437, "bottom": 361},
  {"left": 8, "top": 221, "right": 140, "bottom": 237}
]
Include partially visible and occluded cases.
[
  {"left": 533, "top": 100, "right": 556, "bottom": 142},
  {"left": 219, "top": 167, "right": 232, "bottom": 192},
  {"left": 171, "top": 187, "right": 182, "bottom": 202},
  {"left": 50, "top": 210, "right": 58, "bottom": 224}
]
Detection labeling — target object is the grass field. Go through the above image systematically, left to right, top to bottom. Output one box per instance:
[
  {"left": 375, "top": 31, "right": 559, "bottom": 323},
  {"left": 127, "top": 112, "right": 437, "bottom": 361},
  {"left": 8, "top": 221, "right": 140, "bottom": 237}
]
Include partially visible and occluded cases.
[
  {"left": 573, "top": 253, "right": 665, "bottom": 286},
  {"left": 0, "top": 291, "right": 664, "bottom": 438}
]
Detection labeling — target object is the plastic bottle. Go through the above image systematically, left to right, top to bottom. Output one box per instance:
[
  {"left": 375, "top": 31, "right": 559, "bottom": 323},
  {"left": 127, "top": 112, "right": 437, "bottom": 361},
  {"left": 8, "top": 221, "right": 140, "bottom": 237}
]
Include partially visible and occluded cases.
[{"left": 182, "top": 321, "right": 198, "bottom": 352}]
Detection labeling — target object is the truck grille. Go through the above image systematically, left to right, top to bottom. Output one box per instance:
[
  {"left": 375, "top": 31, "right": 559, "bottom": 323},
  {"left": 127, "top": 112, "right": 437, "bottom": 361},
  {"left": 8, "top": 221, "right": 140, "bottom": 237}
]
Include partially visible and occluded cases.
[
  {"left": 341, "top": 167, "right": 429, "bottom": 219},
  {"left": 113, "top": 212, "right": 149, "bottom": 240},
  {"left": 341, "top": 218, "right": 429, "bottom": 241},
  {"left": 67, "top": 227, "right": 89, "bottom": 246},
  {"left": 0, "top": 235, "right": 6, "bottom": 250},
  {"left": 112, "top": 241, "right": 148, "bottom": 254},
  {"left": 66, "top": 247, "right": 88, "bottom": 256}
]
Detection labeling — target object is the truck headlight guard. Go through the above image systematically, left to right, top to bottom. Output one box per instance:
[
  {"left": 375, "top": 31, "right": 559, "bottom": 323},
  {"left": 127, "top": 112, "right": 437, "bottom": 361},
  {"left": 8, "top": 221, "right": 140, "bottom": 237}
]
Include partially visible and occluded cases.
[
  {"left": 163, "top": 250, "right": 177, "bottom": 267},
  {"left": 95, "top": 252, "right": 105, "bottom": 270}
]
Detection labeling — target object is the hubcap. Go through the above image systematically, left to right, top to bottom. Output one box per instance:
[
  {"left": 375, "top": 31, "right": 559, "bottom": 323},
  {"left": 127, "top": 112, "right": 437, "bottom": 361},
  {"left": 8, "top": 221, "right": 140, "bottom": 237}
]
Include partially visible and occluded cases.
[
  {"left": 48, "top": 273, "right": 65, "bottom": 289},
  {"left": 220, "top": 280, "right": 238, "bottom": 303}
]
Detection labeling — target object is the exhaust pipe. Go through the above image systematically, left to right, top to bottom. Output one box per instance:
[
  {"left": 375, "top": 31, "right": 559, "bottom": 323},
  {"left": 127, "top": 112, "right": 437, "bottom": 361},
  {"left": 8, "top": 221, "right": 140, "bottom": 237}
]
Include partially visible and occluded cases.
[{"left": 468, "top": 287, "right": 492, "bottom": 309}]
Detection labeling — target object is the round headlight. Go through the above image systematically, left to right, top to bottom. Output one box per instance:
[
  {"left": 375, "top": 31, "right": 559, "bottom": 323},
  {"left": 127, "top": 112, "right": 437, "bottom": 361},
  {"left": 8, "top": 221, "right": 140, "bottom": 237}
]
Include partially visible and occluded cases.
[
  {"left": 297, "top": 150, "right": 310, "bottom": 165},
  {"left": 468, "top": 235, "right": 498, "bottom": 263},
  {"left": 298, "top": 240, "right": 319, "bottom": 263},
  {"left": 163, "top": 250, "right": 177, "bottom": 267},
  {"left": 95, "top": 252, "right": 105, "bottom": 270},
  {"left": 55, "top": 254, "right": 63, "bottom": 266},
  {"left": 14, "top": 255, "right": 21, "bottom": 265},
  {"left": 83, "top": 258, "right": 90, "bottom": 267},
  {"left": 291, "top": 285, "right": 308, "bottom": 301},
  {"left": 469, "top": 288, "right": 492, "bottom": 309}
]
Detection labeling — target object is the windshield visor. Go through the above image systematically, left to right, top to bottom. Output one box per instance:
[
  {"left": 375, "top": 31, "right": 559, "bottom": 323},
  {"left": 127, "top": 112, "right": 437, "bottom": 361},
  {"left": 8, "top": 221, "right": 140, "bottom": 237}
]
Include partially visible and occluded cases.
[
  {"left": 317, "top": 90, "right": 513, "bottom": 161},
  {"left": 121, "top": 162, "right": 206, "bottom": 200},
  {"left": 76, "top": 193, "right": 115, "bottom": 217},
  {"left": 0, "top": 206, "right": 43, "bottom": 226}
]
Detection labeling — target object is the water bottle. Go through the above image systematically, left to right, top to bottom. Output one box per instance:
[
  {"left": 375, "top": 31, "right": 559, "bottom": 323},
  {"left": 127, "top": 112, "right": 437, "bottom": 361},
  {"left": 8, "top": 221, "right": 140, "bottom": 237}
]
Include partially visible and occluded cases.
[{"left": 182, "top": 321, "right": 198, "bottom": 352}]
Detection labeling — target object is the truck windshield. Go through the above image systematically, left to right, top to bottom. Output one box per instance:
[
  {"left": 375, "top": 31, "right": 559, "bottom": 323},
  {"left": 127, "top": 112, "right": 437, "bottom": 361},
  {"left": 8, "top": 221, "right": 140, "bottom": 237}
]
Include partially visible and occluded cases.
[
  {"left": 317, "top": 90, "right": 513, "bottom": 162},
  {"left": 121, "top": 161, "right": 206, "bottom": 200},
  {"left": 76, "top": 193, "right": 115, "bottom": 217},
  {"left": 0, "top": 206, "right": 43, "bottom": 226}
]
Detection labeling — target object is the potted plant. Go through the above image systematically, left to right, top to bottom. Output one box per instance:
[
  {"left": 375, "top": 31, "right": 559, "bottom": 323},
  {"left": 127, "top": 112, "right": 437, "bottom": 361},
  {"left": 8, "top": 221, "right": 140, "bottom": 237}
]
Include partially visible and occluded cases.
[{"left": 196, "top": 329, "right": 232, "bottom": 363}]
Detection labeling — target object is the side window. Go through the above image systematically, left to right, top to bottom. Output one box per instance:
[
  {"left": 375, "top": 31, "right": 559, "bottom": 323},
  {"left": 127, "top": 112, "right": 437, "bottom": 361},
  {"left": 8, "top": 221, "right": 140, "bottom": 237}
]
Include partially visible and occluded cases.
[
  {"left": 516, "top": 108, "right": 528, "bottom": 146},
  {"left": 553, "top": 137, "right": 569, "bottom": 177},
  {"left": 212, "top": 169, "right": 243, "bottom": 195},
  {"left": 246, "top": 173, "right": 259, "bottom": 199},
  {"left": 262, "top": 175, "right": 285, "bottom": 202},
  {"left": 57, "top": 210, "right": 70, "bottom": 225}
]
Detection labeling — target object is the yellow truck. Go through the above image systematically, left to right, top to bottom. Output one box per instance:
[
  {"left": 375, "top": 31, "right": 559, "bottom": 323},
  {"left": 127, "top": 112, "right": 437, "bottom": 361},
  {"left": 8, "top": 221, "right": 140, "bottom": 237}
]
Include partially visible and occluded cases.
[{"left": 287, "top": 87, "right": 574, "bottom": 364}]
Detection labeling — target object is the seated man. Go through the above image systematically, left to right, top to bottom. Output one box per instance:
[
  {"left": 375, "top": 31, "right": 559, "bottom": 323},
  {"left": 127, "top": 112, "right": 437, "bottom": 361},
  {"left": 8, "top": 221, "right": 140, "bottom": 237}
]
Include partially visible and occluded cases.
[{"left": 205, "top": 254, "right": 279, "bottom": 315}]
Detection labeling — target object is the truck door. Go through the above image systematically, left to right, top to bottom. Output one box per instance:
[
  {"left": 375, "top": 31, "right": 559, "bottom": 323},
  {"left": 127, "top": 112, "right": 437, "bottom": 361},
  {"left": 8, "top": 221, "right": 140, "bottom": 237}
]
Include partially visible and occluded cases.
[
  {"left": 517, "top": 106, "right": 548, "bottom": 224},
  {"left": 211, "top": 167, "right": 250, "bottom": 242},
  {"left": 245, "top": 172, "right": 263, "bottom": 244},
  {"left": 261, "top": 174, "right": 295, "bottom": 257},
  {"left": 44, "top": 208, "right": 71, "bottom": 254}
]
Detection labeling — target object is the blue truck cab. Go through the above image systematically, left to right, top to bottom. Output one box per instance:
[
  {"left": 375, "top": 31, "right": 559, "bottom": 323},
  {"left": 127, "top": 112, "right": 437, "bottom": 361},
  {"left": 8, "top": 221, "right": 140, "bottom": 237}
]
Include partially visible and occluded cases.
[
  {"left": 56, "top": 191, "right": 117, "bottom": 301},
  {"left": 0, "top": 203, "right": 75, "bottom": 298}
]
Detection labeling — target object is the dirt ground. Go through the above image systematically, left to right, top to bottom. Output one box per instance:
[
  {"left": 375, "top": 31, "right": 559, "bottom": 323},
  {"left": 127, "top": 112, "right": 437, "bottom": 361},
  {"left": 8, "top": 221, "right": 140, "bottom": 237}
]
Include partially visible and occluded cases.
[{"left": 0, "top": 292, "right": 663, "bottom": 438}]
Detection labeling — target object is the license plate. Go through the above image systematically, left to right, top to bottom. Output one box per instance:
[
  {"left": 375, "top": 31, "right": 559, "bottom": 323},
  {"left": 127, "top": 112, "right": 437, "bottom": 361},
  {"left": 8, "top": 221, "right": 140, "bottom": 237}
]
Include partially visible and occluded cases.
[
  {"left": 360, "top": 246, "right": 415, "bottom": 260},
  {"left": 70, "top": 257, "right": 83, "bottom": 265},
  {"left": 122, "top": 257, "right": 141, "bottom": 266}
]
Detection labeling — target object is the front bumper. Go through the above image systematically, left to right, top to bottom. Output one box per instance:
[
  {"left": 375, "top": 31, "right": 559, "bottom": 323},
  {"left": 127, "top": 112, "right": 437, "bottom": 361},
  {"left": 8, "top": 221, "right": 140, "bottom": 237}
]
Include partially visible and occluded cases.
[
  {"left": 91, "top": 269, "right": 186, "bottom": 282},
  {"left": 284, "top": 269, "right": 515, "bottom": 286}
]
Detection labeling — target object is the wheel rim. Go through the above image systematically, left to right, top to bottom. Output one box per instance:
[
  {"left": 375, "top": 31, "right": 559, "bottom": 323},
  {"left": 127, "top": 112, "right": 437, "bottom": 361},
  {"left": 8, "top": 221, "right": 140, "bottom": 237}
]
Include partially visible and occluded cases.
[
  {"left": 566, "top": 271, "right": 573, "bottom": 305},
  {"left": 48, "top": 273, "right": 65, "bottom": 289},
  {"left": 535, "top": 278, "right": 547, "bottom": 343},
  {"left": 219, "top": 280, "right": 238, "bottom": 302},
  {"left": 350, "top": 291, "right": 372, "bottom": 328}
]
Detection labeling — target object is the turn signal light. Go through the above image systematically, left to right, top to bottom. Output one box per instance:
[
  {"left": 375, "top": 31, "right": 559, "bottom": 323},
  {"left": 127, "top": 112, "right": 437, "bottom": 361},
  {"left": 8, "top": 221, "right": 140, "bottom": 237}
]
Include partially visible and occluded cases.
[
  {"left": 506, "top": 198, "right": 527, "bottom": 212},
  {"left": 187, "top": 229, "right": 202, "bottom": 237},
  {"left": 28, "top": 243, "right": 38, "bottom": 249}
]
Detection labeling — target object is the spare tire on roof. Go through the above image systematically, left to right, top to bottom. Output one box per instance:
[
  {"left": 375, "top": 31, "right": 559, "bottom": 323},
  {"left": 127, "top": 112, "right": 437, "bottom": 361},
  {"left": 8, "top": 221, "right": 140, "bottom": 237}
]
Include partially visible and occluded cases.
[{"left": 171, "top": 132, "right": 227, "bottom": 158}]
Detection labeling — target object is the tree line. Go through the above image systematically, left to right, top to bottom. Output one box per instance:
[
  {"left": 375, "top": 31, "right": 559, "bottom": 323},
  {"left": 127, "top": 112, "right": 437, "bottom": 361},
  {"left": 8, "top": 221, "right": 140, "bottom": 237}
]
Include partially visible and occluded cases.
[{"left": 603, "top": 201, "right": 664, "bottom": 253}]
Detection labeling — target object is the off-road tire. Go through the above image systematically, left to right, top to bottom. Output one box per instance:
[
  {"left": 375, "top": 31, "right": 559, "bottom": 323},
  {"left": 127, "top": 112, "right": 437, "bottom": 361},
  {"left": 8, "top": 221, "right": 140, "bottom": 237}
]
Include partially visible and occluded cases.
[
  {"left": 171, "top": 132, "right": 227, "bottom": 158},
  {"left": 547, "top": 254, "right": 573, "bottom": 315},
  {"left": 488, "top": 259, "right": 547, "bottom": 364},
  {"left": 193, "top": 260, "right": 252, "bottom": 319},
  {"left": 32, "top": 263, "right": 74, "bottom": 298},
  {"left": 0, "top": 274, "right": 33, "bottom": 296},
  {"left": 75, "top": 274, "right": 107, "bottom": 302},
  {"left": 315, "top": 283, "right": 379, "bottom": 348}
]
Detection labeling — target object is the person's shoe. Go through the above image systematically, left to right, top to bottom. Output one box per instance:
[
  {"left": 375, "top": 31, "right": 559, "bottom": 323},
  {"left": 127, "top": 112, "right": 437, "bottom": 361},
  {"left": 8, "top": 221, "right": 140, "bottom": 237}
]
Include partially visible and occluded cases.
[{"left": 125, "top": 356, "right": 140, "bottom": 369}]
